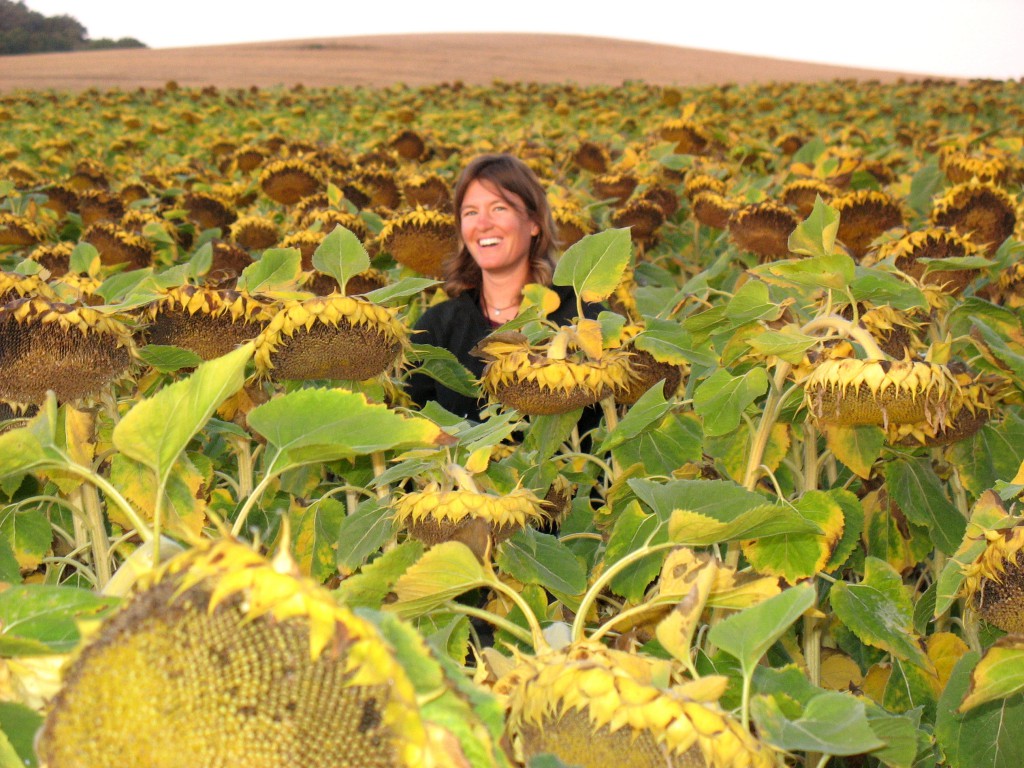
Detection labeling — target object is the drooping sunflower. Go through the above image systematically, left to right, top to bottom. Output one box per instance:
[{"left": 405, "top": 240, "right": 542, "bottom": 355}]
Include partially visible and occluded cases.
[
  {"left": 659, "top": 118, "right": 716, "bottom": 156},
  {"left": 388, "top": 129, "right": 428, "bottom": 161},
  {"left": 572, "top": 141, "right": 611, "bottom": 174},
  {"left": 229, "top": 143, "right": 270, "bottom": 173},
  {"left": 938, "top": 145, "right": 1011, "bottom": 186},
  {"left": 259, "top": 158, "right": 326, "bottom": 206},
  {"left": 66, "top": 159, "right": 109, "bottom": 192},
  {"left": 352, "top": 167, "right": 403, "bottom": 211},
  {"left": 592, "top": 172, "right": 638, "bottom": 205},
  {"left": 682, "top": 172, "right": 726, "bottom": 202},
  {"left": 400, "top": 173, "right": 451, "bottom": 210},
  {"left": 780, "top": 178, "right": 836, "bottom": 218},
  {"left": 930, "top": 179, "right": 1017, "bottom": 255},
  {"left": 41, "top": 183, "right": 80, "bottom": 218},
  {"left": 638, "top": 184, "right": 679, "bottom": 218},
  {"left": 77, "top": 189, "right": 126, "bottom": 228},
  {"left": 690, "top": 190, "right": 737, "bottom": 230},
  {"left": 832, "top": 190, "right": 905, "bottom": 259},
  {"left": 182, "top": 191, "right": 237, "bottom": 233},
  {"left": 610, "top": 198, "right": 665, "bottom": 249},
  {"left": 552, "top": 201, "right": 594, "bottom": 250},
  {"left": 728, "top": 201, "right": 799, "bottom": 261},
  {"left": 376, "top": 207, "right": 457, "bottom": 279},
  {"left": 0, "top": 213, "right": 47, "bottom": 247},
  {"left": 229, "top": 215, "right": 280, "bottom": 251},
  {"left": 81, "top": 222, "right": 154, "bottom": 270},
  {"left": 867, "top": 227, "right": 983, "bottom": 294},
  {"left": 202, "top": 239, "right": 255, "bottom": 288},
  {"left": 25, "top": 241, "right": 75, "bottom": 277},
  {"left": 0, "top": 271, "right": 55, "bottom": 306},
  {"left": 48, "top": 272, "right": 105, "bottom": 306},
  {"left": 143, "top": 286, "right": 275, "bottom": 361},
  {"left": 253, "top": 295, "right": 407, "bottom": 381},
  {"left": 0, "top": 297, "right": 135, "bottom": 405},
  {"left": 834, "top": 302, "right": 924, "bottom": 360},
  {"left": 477, "top": 330, "right": 636, "bottom": 416},
  {"left": 803, "top": 357, "right": 966, "bottom": 434},
  {"left": 891, "top": 368, "right": 996, "bottom": 447},
  {"left": 962, "top": 522, "right": 1024, "bottom": 633},
  {"left": 36, "top": 538, "right": 439, "bottom": 768},
  {"left": 495, "top": 641, "right": 776, "bottom": 768}
]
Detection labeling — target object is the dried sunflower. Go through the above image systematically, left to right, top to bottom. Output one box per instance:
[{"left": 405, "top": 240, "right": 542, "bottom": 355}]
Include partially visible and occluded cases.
[
  {"left": 660, "top": 118, "right": 716, "bottom": 156},
  {"left": 388, "top": 129, "right": 428, "bottom": 161},
  {"left": 572, "top": 141, "right": 611, "bottom": 174},
  {"left": 939, "top": 145, "right": 1011, "bottom": 186},
  {"left": 259, "top": 158, "right": 326, "bottom": 206},
  {"left": 353, "top": 167, "right": 402, "bottom": 211},
  {"left": 592, "top": 172, "right": 638, "bottom": 205},
  {"left": 401, "top": 173, "right": 451, "bottom": 210},
  {"left": 683, "top": 173, "right": 726, "bottom": 202},
  {"left": 780, "top": 179, "right": 836, "bottom": 218},
  {"left": 931, "top": 179, "right": 1017, "bottom": 255},
  {"left": 41, "top": 183, "right": 79, "bottom": 218},
  {"left": 638, "top": 184, "right": 679, "bottom": 218},
  {"left": 77, "top": 189, "right": 126, "bottom": 227},
  {"left": 691, "top": 190, "right": 737, "bottom": 230},
  {"left": 832, "top": 190, "right": 904, "bottom": 259},
  {"left": 183, "top": 191, "right": 237, "bottom": 233},
  {"left": 610, "top": 198, "right": 665, "bottom": 248},
  {"left": 728, "top": 201, "right": 799, "bottom": 261},
  {"left": 552, "top": 202, "right": 594, "bottom": 250},
  {"left": 377, "top": 207, "right": 458, "bottom": 279},
  {"left": 0, "top": 213, "right": 47, "bottom": 247},
  {"left": 229, "top": 215, "right": 280, "bottom": 250},
  {"left": 81, "top": 222, "right": 154, "bottom": 269},
  {"left": 868, "top": 227, "right": 983, "bottom": 294},
  {"left": 204, "top": 239, "right": 254, "bottom": 287},
  {"left": 0, "top": 271, "right": 55, "bottom": 306},
  {"left": 143, "top": 286, "right": 274, "bottom": 361},
  {"left": 253, "top": 295, "right": 407, "bottom": 381},
  {"left": 0, "top": 297, "right": 135, "bottom": 405},
  {"left": 835, "top": 303, "right": 923, "bottom": 359},
  {"left": 477, "top": 330, "right": 636, "bottom": 415},
  {"left": 803, "top": 357, "right": 965, "bottom": 434},
  {"left": 891, "top": 370, "right": 995, "bottom": 447},
  {"left": 962, "top": 523, "right": 1024, "bottom": 633},
  {"left": 37, "top": 538, "right": 439, "bottom": 768},
  {"left": 495, "top": 641, "right": 775, "bottom": 768}
]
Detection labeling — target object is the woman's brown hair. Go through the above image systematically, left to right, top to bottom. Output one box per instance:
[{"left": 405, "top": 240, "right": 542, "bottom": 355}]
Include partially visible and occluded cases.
[{"left": 443, "top": 153, "right": 557, "bottom": 297}]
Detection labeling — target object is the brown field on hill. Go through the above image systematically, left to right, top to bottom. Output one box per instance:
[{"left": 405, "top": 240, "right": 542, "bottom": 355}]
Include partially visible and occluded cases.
[{"left": 0, "top": 32, "right": 937, "bottom": 91}]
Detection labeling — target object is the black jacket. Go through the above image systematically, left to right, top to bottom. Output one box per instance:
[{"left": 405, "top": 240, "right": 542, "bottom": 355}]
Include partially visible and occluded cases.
[{"left": 406, "top": 284, "right": 603, "bottom": 421}]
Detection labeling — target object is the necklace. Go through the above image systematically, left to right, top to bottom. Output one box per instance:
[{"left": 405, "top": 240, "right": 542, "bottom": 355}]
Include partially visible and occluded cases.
[{"left": 483, "top": 296, "right": 520, "bottom": 316}]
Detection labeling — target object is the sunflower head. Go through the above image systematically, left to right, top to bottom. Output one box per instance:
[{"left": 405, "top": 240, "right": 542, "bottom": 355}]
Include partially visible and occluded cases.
[
  {"left": 659, "top": 118, "right": 715, "bottom": 156},
  {"left": 388, "top": 129, "right": 428, "bottom": 161},
  {"left": 572, "top": 141, "right": 611, "bottom": 174},
  {"left": 939, "top": 145, "right": 1011, "bottom": 186},
  {"left": 258, "top": 158, "right": 326, "bottom": 206},
  {"left": 683, "top": 172, "right": 726, "bottom": 202},
  {"left": 401, "top": 173, "right": 451, "bottom": 210},
  {"left": 592, "top": 173, "right": 638, "bottom": 205},
  {"left": 780, "top": 179, "right": 836, "bottom": 218},
  {"left": 931, "top": 179, "right": 1017, "bottom": 255},
  {"left": 77, "top": 189, "right": 126, "bottom": 227},
  {"left": 691, "top": 190, "right": 737, "bottom": 230},
  {"left": 832, "top": 190, "right": 905, "bottom": 259},
  {"left": 183, "top": 191, "right": 237, "bottom": 233},
  {"left": 610, "top": 198, "right": 665, "bottom": 248},
  {"left": 728, "top": 201, "right": 799, "bottom": 261},
  {"left": 552, "top": 202, "right": 594, "bottom": 250},
  {"left": 377, "top": 207, "right": 458, "bottom": 279},
  {"left": 0, "top": 213, "right": 47, "bottom": 247},
  {"left": 229, "top": 215, "right": 280, "bottom": 250},
  {"left": 82, "top": 222, "right": 154, "bottom": 269},
  {"left": 869, "top": 227, "right": 983, "bottom": 294},
  {"left": 0, "top": 271, "right": 55, "bottom": 306},
  {"left": 253, "top": 295, "right": 407, "bottom": 381},
  {"left": 0, "top": 297, "right": 135, "bottom": 405},
  {"left": 962, "top": 524, "right": 1024, "bottom": 633},
  {"left": 37, "top": 537, "right": 434, "bottom": 768},
  {"left": 495, "top": 641, "right": 775, "bottom": 768}
]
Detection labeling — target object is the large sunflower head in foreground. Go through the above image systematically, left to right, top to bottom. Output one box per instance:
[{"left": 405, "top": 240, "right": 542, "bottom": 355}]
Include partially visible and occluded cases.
[
  {"left": 253, "top": 295, "right": 407, "bottom": 381},
  {"left": 0, "top": 297, "right": 135, "bottom": 406},
  {"left": 477, "top": 329, "right": 636, "bottom": 416},
  {"left": 962, "top": 523, "right": 1024, "bottom": 633},
  {"left": 37, "top": 538, "right": 434, "bottom": 768},
  {"left": 494, "top": 641, "right": 776, "bottom": 768}
]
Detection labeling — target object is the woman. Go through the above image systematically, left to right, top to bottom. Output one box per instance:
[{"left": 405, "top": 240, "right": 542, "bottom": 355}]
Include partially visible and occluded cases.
[{"left": 406, "top": 153, "right": 601, "bottom": 421}]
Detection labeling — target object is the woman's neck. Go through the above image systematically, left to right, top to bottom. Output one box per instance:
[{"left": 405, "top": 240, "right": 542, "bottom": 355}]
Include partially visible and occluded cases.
[{"left": 480, "top": 265, "right": 529, "bottom": 310}]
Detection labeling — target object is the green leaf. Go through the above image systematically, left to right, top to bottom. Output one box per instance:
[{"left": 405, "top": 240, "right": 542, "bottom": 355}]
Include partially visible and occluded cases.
[
  {"left": 907, "top": 157, "right": 945, "bottom": 218},
  {"left": 788, "top": 196, "right": 840, "bottom": 258},
  {"left": 311, "top": 224, "right": 370, "bottom": 290},
  {"left": 552, "top": 228, "right": 632, "bottom": 303},
  {"left": 69, "top": 241, "right": 99, "bottom": 274},
  {"left": 235, "top": 247, "right": 303, "bottom": 293},
  {"left": 756, "top": 251, "right": 857, "bottom": 291},
  {"left": 850, "top": 265, "right": 929, "bottom": 311},
  {"left": 365, "top": 276, "right": 441, "bottom": 305},
  {"left": 725, "top": 280, "right": 780, "bottom": 325},
  {"left": 632, "top": 317, "right": 716, "bottom": 368},
  {"left": 746, "top": 328, "right": 821, "bottom": 364},
  {"left": 113, "top": 343, "right": 252, "bottom": 482},
  {"left": 408, "top": 343, "right": 480, "bottom": 398},
  {"left": 134, "top": 344, "right": 203, "bottom": 373},
  {"left": 692, "top": 367, "right": 769, "bottom": 437},
  {"left": 599, "top": 385, "right": 673, "bottom": 452},
  {"left": 247, "top": 388, "right": 447, "bottom": 475},
  {"left": 950, "top": 411, "right": 1024, "bottom": 497},
  {"left": 611, "top": 412, "right": 703, "bottom": 476},
  {"left": 0, "top": 424, "right": 46, "bottom": 480},
  {"left": 823, "top": 424, "right": 885, "bottom": 480},
  {"left": 883, "top": 457, "right": 965, "bottom": 555},
  {"left": 630, "top": 477, "right": 765, "bottom": 524},
  {"left": 936, "top": 491, "right": 1010, "bottom": 618},
  {"left": 290, "top": 496, "right": 346, "bottom": 583},
  {"left": 335, "top": 498, "right": 397, "bottom": 575},
  {"left": 605, "top": 501, "right": 669, "bottom": 601},
  {"left": 668, "top": 503, "right": 821, "bottom": 546},
  {"left": 0, "top": 505, "right": 51, "bottom": 571},
  {"left": 497, "top": 528, "right": 588, "bottom": 597},
  {"left": 0, "top": 537, "right": 19, "bottom": 585},
  {"left": 336, "top": 540, "right": 423, "bottom": 609},
  {"left": 389, "top": 542, "right": 488, "bottom": 618},
  {"left": 829, "top": 556, "right": 930, "bottom": 668},
  {"left": 707, "top": 582, "right": 815, "bottom": 673},
  {"left": 0, "top": 585, "right": 119, "bottom": 655},
  {"left": 959, "top": 638, "right": 1024, "bottom": 711},
  {"left": 935, "top": 651, "right": 1024, "bottom": 768},
  {"left": 883, "top": 656, "right": 938, "bottom": 720},
  {"left": 752, "top": 690, "right": 886, "bottom": 756},
  {"left": 0, "top": 701, "right": 42, "bottom": 768}
]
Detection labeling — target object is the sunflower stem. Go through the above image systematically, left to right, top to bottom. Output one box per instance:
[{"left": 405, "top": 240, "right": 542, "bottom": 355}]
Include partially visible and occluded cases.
[
  {"left": 802, "top": 314, "right": 889, "bottom": 361},
  {"left": 230, "top": 435, "right": 254, "bottom": 501},
  {"left": 231, "top": 471, "right": 278, "bottom": 538},
  {"left": 75, "top": 483, "right": 111, "bottom": 588},
  {"left": 486, "top": 575, "right": 549, "bottom": 653},
  {"left": 443, "top": 601, "right": 535, "bottom": 648}
]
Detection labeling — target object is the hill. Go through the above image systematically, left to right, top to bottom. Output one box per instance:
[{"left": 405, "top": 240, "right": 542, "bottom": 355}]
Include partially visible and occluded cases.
[{"left": 0, "top": 32, "right": 938, "bottom": 91}]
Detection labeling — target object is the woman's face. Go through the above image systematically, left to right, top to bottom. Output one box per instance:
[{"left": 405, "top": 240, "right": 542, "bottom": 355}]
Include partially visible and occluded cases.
[{"left": 459, "top": 179, "right": 540, "bottom": 277}]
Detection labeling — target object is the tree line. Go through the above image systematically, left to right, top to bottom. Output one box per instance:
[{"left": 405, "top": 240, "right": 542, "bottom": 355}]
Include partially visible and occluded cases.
[{"left": 0, "top": 1, "right": 145, "bottom": 55}]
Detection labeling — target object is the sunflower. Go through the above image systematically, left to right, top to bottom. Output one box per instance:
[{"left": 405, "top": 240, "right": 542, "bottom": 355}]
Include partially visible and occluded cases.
[
  {"left": 659, "top": 118, "right": 716, "bottom": 156},
  {"left": 388, "top": 129, "right": 428, "bottom": 161},
  {"left": 572, "top": 141, "right": 611, "bottom": 174},
  {"left": 938, "top": 145, "right": 1011, "bottom": 186},
  {"left": 259, "top": 158, "right": 326, "bottom": 206},
  {"left": 67, "top": 159, "right": 109, "bottom": 191},
  {"left": 353, "top": 167, "right": 402, "bottom": 211},
  {"left": 401, "top": 173, "right": 451, "bottom": 210},
  {"left": 592, "top": 173, "right": 638, "bottom": 205},
  {"left": 682, "top": 173, "right": 726, "bottom": 202},
  {"left": 780, "top": 179, "right": 836, "bottom": 218},
  {"left": 931, "top": 179, "right": 1017, "bottom": 255},
  {"left": 118, "top": 181, "right": 150, "bottom": 205},
  {"left": 41, "top": 183, "right": 80, "bottom": 218},
  {"left": 638, "top": 184, "right": 679, "bottom": 218},
  {"left": 77, "top": 189, "right": 126, "bottom": 228},
  {"left": 690, "top": 190, "right": 737, "bottom": 230},
  {"left": 832, "top": 190, "right": 904, "bottom": 259},
  {"left": 183, "top": 191, "right": 237, "bottom": 233},
  {"left": 610, "top": 198, "right": 665, "bottom": 248},
  {"left": 728, "top": 201, "right": 799, "bottom": 261},
  {"left": 552, "top": 202, "right": 594, "bottom": 250},
  {"left": 377, "top": 207, "right": 457, "bottom": 279},
  {"left": 299, "top": 209, "right": 371, "bottom": 244},
  {"left": 0, "top": 213, "right": 47, "bottom": 247},
  {"left": 229, "top": 215, "right": 280, "bottom": 250},
  {"left": 81, "top": 222, "right": 154, "bottom": 270},
  {"left": 868, "top": 227, "right": 983, "bottom": 294},
  {"left": 27, "top": 239, "right": 74, "bottom": 277},
  {"left": 202, "top": 239, "right": 255, "bottom": 287},
  {"left": 982, "top": 260, "right": 1024, "bottom": 308},
  {"left": 0, "top": 271, "right": 55, "bottom": 306},
  {"left": 143, "top": 286, "right": 274, "bottom": 361},
  {"left": 253, "top": 295, "right": 407, "bottom": 381},
  {"left": 0, "top": 297, "right": 135, "bottom": 406},
  {"left": 833, "top": 302, "right": 923, "bottom": 360},
  {"left": 477, "top": 330, "right": 636, "bottom": 416},
  {"left": 803, "top": 357, "right": 966, "bottom": 434},
  {"left": 891, "top": 370, "right": 996, "bottom": 447},
  {"left": 393, "top": 482, "right": 545, "bottom": 549},
  {"left": 962, "top": 523, "right": 1024, "bottom": 633},
  {"left": 36, "top": 538, "right": 438, "bottom": 768},
  {"left": 495, "top": 641, "right": 775, "bottom": 768}
]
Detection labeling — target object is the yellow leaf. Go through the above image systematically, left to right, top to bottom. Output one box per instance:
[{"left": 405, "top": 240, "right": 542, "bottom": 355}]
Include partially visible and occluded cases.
[
  {"left": 521, "top": 283, "right": 560, "bottom": 318},
  {"left": 572, "top": 318, "right": 605, "bottom": 360},
  {"left": 464, "top": 446, "right": 491, "bottom": 475},
  {"left": 655, "top": 548, "right": 718, "bottom": 664},
  {"left": 927, "top": 631, "right": 969, "bottom": 694},
  {"left": 959, "top": 637, "right": 1024, "bottom": 712},
  {"left": 820, "top": 650, "right": 863, "bottom": 691},
  {"left": 862, "top": 662, "right": 892, "bottom": 705}
]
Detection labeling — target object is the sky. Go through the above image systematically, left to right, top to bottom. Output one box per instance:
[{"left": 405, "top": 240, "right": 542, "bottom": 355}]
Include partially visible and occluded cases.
[{"left": 21, "top": 0, "right": 1024, "bottom": 80}]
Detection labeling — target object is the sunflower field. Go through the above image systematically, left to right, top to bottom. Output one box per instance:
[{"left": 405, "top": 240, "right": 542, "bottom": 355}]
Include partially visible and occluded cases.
[{"left": 2, "top": 75, "right": 1024, "bottom": 767}]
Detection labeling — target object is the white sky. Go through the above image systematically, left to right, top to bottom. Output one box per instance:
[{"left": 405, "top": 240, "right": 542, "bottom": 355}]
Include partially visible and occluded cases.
[{"left": 21, "top": 0, "right": 1024, "bottom": 80}]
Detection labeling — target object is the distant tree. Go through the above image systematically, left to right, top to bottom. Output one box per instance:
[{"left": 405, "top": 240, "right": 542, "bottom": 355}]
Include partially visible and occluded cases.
[{"left": 0, "top": 0, "right": 146, "bottom": 55}]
